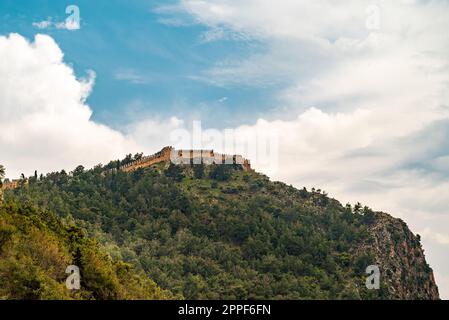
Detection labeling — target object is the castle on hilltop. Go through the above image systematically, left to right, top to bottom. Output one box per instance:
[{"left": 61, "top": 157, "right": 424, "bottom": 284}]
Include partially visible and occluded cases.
[
  {"left": 120, "top": 146, "right": 252, "bottom": 173},
  {"left": 1, "top": 147, "right": 252, "bottom": 193}
]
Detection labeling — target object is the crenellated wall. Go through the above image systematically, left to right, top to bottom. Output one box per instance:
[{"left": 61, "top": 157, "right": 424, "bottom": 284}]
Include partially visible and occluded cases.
[
  {"left": 120, "top": 146, "right": 252, "bottom": 173},
  {"left": 121, "top": 146, "right": 173, "bottom": 172},
  {"left": 1, "top": 147, "right": 252, "bottom": 190},
  {"left": 0, "top": 180, "right": 21, "bottom": 191}
]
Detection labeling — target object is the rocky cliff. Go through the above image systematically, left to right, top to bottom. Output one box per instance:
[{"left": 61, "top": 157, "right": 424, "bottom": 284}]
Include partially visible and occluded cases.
[{"left": 360, "top": 212, "right": 439, "bottom": 299}]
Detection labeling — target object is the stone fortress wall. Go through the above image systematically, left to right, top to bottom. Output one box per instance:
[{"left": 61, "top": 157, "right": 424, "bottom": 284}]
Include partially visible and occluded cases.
[
  {"left": 1, "top": 146, "right": 252, "bottom": 192},
  {"left": 121, "top": 146, "right": 252, "bottom": 173},
  {"left": 121, "top": 146, "right": 173, "bottom": 172},
  {"left": 0, "top": 179, "right": 20, "bottom": 192}
]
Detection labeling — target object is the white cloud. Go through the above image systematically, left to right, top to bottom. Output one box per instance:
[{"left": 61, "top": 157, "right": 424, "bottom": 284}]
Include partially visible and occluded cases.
[
  {"left": 176, "top": 0, "right": 449, "bottom": 92},
  {"left": 32, "top": 18, "right": 80, "bottom": 31},
  {"left": 32, "top": 20, "right": 52, "bottom": 29},
  {"left": 55, "top": 21, "right": 80, "bottom": 31},
  {"left": 200, "top": 27, "right": 252, "bottom": 43},
  {"left": 0, "top": 34, "right": 140, "bottom": 178},
  {"left": 114, "top": 69, "right": 151, "bottom": 85},
  {"left": 127, "top": 117, "right": 185, "bottom": 149},
  {"left": 421, "top": 229, "right": 449, "bottom": 246},
  {"left": 434, "top": 272, "right": 449, "bottom": 302}
]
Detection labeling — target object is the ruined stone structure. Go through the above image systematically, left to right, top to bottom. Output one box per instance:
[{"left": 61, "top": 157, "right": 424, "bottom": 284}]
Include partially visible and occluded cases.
[
  {"left": 121, "top": 146, "right": 252, "bottom": 173},
  {"left": 121, "top": 146, "right": 173, "bottom": 172},
  {"left": 1, "top": 147, "right": 251, "bottom": 193},
  {"left": 0, "top": 180, "right": 20, "bottom": 191},
  {"left": 1, "top": 180, "right": 22, "bottom": 200}
]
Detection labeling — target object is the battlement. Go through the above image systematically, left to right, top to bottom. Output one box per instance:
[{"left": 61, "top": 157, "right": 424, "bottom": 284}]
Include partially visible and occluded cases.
[
  {"left": 120, "top": 146, "right": 252, "bottom": 173},
  {"left": 1, "top": 148, "right": 251, "bottom": 190},
  {"left": 0, "top": 179, "right": 21, "bottom": 191}
]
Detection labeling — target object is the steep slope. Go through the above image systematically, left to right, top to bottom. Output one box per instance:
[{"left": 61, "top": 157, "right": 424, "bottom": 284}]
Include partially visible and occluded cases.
[
  {"left": 5, "top": 160, "right": 439, "bottom": 299},
  {"left": 0, "top": 202, "right": 174, "bottom": 300},
  {"left": 358, "top": 212, "right": 438, "bottom": 299}
]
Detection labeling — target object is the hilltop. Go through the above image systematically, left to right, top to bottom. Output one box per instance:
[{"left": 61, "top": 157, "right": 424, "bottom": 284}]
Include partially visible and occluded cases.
[{"left": 3, "top": 152, "right": 440, "bottom": 299}]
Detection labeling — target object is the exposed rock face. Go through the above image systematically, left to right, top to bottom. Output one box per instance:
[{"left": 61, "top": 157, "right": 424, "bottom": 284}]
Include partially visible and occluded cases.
[{"left": 362, "top": 212, "right": 439, "bottom": 299}]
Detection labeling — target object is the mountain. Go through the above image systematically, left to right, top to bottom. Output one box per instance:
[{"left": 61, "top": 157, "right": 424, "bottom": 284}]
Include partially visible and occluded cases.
[
  {"left": 3, "top": 152, "right": 439, "bottom": 300},
  {"left": 0, "top": 202, "right": 174, "bottom": 299}
]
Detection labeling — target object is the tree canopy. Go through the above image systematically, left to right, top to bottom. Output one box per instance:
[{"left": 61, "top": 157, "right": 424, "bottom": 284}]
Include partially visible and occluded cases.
[{"left": 5, "top": 162, "right": 391, "bottom": 299}]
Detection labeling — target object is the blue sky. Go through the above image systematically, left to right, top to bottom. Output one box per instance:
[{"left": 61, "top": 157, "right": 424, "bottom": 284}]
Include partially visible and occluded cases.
[
  {"left": 1, "top": 0, "right": 449, "bottom": 298},
  {"left": 1, "top": 0, "right": 280, "bottom": 129}
]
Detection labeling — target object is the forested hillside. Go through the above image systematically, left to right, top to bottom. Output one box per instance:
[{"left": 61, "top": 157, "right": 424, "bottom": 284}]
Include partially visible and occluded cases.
[
  {"left": 4, "top": 159, "right": 439, "bottom": 299},
  {"left": 0, "top": 201, "right": 173, "bottom": 299}
]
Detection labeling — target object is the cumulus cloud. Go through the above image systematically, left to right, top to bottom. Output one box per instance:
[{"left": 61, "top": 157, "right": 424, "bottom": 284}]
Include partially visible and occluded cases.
[
  {"left": 0, "top": 34, "right": 139, "bottom": 178},
  {"left": 127, "top": 117, "right": 186, "bottom": 148}
]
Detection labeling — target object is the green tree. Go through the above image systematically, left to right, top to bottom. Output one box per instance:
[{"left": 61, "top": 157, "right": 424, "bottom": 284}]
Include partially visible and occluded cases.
[
  {"left": 193, "top": 163, "right": 205, "bottom": 179},
  {"left": 165, "top": 164, "right": 184, "bottom": 182},
  {"left": 0, "top": 165, "right": 5, "bottom": 199},
  {"left": 73, "top": 165, "right": 85, "bottom": 176},
  {"left": 209, "top": 165, "right": 231, "bottom": 181},
  {"left": 0, "top": 202, "right": 175, "bottom": 300}
]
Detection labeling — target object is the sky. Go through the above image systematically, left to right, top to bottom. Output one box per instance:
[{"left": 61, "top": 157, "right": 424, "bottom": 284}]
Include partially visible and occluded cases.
[{"left": 1, "top": 0, "right": 449, "bottom": 299}]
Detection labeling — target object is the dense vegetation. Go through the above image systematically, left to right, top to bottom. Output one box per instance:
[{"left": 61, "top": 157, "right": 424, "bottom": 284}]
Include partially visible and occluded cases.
[
  {"left": 5, "top": 160, "right": 395, "bottom": 299},
  {"left": 0, "top": 201, "right": 173, "bottom": 299}
]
